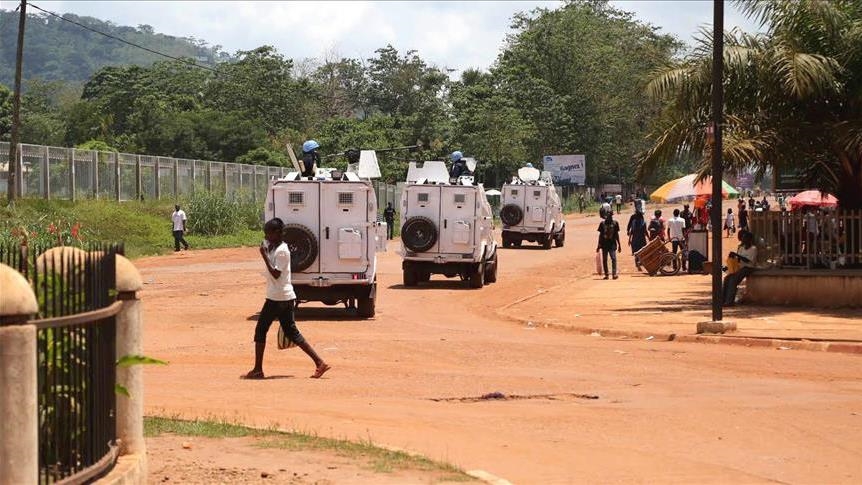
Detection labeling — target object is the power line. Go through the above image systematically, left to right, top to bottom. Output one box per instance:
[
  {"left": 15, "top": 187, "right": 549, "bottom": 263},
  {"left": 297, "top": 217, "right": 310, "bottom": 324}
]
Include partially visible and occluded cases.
[{"left": 27, "top": 2, "right": 220, "bottom": 73}]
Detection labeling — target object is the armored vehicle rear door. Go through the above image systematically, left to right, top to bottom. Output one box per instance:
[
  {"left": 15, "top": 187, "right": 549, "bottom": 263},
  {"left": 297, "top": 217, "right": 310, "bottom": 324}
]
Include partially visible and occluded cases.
[
  {"left": 271, "top": 182, "right": 320, "bottom": 273},
  {"left": 320, "top": 182, "right": 370, "bottom": 274},
  {"left": 405, "top": 185, "right": 442, "bottom": 253},
  {"left": 503, "top": 185, "right": 526, "bottom": 227},
  {"left": 440, "top": 187, "right": 476, "bottom": 254},
  {"left": 527, "top": 187, "right": 548, "bottom": 226}
]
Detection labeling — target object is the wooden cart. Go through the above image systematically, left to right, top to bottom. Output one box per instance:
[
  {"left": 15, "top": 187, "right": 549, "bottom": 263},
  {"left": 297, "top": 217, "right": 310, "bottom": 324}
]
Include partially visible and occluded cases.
[{"left": 635, "top": 238, "right": 681, "bottom": 276}]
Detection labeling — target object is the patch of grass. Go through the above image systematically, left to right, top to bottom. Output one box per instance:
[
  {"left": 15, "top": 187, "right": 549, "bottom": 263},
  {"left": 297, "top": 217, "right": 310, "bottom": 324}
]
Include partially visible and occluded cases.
[
  {"left": 2, "top": 198, "right": 260, "bottom": 258},
  {"left": 144, "top": 416, "right": 473, "bottom": 480}
]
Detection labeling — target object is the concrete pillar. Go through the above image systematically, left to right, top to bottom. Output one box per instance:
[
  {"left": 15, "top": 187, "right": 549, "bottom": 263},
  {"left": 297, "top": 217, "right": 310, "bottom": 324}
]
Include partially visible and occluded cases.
[
  {"left": 114, "top": 255, "right": 146, "bottom": 462},
  {"left": 0, "top": 263, "right": 39, "bottom": 485}
]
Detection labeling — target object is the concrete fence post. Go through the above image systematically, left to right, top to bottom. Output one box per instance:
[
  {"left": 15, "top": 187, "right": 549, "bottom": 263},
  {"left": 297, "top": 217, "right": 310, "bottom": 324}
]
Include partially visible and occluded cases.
[
  {"left": 113, "top": 255, "right": 146, "bottom": 463},
  {"left": 0, "top": 263, "right": 39, "bottom": 485}
]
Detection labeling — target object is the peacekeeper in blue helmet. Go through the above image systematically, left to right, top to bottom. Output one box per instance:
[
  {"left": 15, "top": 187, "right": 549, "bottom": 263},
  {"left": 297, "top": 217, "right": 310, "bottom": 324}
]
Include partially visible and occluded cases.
[
  {"left": 301, "top": 140, "right": 321, "bottom": 178},
  {"left": 449, "top": 150, "right": 472, "bottom": 179}
]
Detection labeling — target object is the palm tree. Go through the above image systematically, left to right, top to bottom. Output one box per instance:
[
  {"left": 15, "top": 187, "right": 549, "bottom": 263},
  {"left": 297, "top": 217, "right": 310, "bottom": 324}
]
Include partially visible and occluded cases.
[{"left": 638, "top": 0, "right": 862, "bottom": 210}]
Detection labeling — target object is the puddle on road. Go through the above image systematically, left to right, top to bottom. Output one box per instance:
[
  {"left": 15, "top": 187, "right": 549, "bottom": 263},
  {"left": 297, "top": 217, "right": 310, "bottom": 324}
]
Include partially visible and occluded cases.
[{"left": 428, "top": 392, "right": 599, "bottom": 403}]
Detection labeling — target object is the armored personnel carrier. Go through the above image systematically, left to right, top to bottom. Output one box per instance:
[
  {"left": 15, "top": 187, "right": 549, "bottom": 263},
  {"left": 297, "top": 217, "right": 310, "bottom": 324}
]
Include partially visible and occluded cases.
[
  {"left": 399, "top": 161, "right": 498, "bottom": 288},
  {"left": 499, "top": 167, "right": 565, "bottom": 249}
]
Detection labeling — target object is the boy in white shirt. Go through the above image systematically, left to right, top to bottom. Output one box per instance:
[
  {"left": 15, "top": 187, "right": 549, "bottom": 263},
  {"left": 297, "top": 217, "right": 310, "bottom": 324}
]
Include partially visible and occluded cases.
[{"left": 244, "top": 218, "right": 330, "bottom": 380}]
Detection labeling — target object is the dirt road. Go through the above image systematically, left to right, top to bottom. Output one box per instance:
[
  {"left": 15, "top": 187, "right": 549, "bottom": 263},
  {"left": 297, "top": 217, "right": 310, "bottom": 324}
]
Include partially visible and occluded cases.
[{"left": 137, "top": 213, "right": 862, "bottom": 484}]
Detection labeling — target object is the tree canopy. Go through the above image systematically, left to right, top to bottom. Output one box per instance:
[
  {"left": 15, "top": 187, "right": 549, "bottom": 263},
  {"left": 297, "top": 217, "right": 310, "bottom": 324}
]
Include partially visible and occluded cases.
[
  {"left": 639, "top": 0, "right": 862, "bottom": 209},
  {"left": 3, "top": 1, "right": 681, "bottom": 185}
]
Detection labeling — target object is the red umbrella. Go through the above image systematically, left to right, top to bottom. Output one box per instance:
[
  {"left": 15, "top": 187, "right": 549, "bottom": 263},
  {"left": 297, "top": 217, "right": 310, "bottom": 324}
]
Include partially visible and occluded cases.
[{"left": 788, "top": 190, "right": 838, "bottom": 211}]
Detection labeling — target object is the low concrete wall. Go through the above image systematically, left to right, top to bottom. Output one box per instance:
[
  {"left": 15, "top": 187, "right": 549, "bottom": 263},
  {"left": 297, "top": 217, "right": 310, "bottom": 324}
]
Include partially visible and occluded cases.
[{"left": 745, "top": 270, "right": 862, "bottom": 307}]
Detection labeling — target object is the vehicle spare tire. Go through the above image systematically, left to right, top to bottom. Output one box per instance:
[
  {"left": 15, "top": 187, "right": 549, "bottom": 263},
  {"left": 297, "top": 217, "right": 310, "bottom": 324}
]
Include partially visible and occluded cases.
[
  {"left": 500, "top": 204, "right": 524, "bottom": 226},
  {"left": 401, "top": 216, "right": 438, "bottom": 252},
  {"left": 282, "top": 223, "right": 318, "bottom": 272}
]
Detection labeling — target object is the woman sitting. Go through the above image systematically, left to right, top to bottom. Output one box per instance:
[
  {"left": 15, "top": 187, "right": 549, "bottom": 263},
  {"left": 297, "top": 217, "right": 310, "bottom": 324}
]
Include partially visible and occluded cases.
[{"left": 723, "top": 230, "right": 757, "bottom": 306}]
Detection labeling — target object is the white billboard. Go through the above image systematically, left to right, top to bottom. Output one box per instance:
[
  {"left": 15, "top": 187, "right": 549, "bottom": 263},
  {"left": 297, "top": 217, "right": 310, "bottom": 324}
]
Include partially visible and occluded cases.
[{"left": 543, "top": 154, "right": 586, "bottom": 185}]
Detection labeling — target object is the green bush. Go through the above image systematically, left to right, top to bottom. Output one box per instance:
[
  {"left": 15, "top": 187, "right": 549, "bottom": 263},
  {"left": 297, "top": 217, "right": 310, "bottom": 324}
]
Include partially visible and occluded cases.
[{"left": 186, "top": 190, "right": 263, "bottom": 236}]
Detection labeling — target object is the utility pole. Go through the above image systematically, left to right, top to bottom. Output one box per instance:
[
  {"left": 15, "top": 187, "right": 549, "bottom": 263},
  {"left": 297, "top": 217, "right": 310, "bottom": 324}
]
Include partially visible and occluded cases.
[
  {"left": 8, "top": 0, "right": 26, "bottom": 202},
  {"left": 710, "top": 0, "right": 724, "bottom": 321}
]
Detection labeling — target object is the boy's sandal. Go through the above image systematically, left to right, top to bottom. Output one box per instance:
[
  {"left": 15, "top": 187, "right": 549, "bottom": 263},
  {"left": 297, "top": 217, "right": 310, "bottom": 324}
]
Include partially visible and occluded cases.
[
  {"left": 310, "top": 363, "right": 331, "bottom": 379},
  {"left": 242, "top": 369, "right": 265, "bottom": 380}
]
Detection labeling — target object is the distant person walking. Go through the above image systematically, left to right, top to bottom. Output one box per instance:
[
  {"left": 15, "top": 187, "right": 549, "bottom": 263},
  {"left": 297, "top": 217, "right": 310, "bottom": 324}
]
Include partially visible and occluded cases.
[
  {"left": 578, "top": 193, "right": 585, "bottom": 213},
  {"left": 615, "top": 194, "right": 623, "bottom": 214},
  {"left": 383, "top": 202, "right": 396, "bottom": 240},
  {"left": 738, "top": 203, "right": 749, "bottom": 232},
  {"left": 171, "top": 204, "right": 190, "bottom": 252},
  {"left": 667, "top": 208, "right": 687, "bottom": 271},
  {"left": 724, "top": 208, "right": 736, "bottom": 237},
  {"left": 648, "top": 209, "right": 666, "bottom": 242},
  {"left": 627, "top": 210, "right": 648, "bottom": 272},
  {"left": 596, "top": 213, "right": 622, "bottom": 280},
  {"left": 244, "top": 218, "right": 330, "bottom": 380}
]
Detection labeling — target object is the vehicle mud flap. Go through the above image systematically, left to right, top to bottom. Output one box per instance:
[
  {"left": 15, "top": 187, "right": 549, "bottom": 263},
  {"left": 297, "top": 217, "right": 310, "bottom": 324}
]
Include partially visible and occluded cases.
[
  {"left": 500, "top": 204, "right": 523, "bottom": 226},
  {"left": 401, "top": 216, "right": 438, "bottom": 252},
  {"left": 283, "top": 223, "right": 318, "bottom": 271}
]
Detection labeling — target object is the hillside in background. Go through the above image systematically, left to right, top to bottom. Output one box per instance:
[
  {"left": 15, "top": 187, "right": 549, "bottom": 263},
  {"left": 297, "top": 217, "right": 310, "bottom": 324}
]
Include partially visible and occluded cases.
[{"left": 0, "top": 9, "right": 229, "bottom": 85}]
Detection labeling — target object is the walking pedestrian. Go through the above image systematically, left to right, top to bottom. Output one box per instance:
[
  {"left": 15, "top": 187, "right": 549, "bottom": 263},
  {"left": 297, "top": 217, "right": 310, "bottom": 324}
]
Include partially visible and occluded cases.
[
  {"left": 578, "top": 193, "right": 585, "bottom": 213},
  {"left": 615, "top": 193, "right": 623, "bottom": 214},
  {"left": 383, "top": 202, "right": 396, "bottom": 240},
  {"left": 738, "top": 203, "right": 749, "bottom": 232},
  {"left": 171, "top": 204, "right": 190, "bottom": 252},
  {"left": 667, "top": 208, "right": 687, "bottom": 270},
  {"left": 724, "top": 208, "right": 736, "bottom": 238},
  {"left": 627, "top": 209, "right": 648, "bottom": 271},
  {"left": 648, "top": 209, "right": 666, "bottom": 242},
  {"left": 596, "top": 213, "right": 622, "bottom": 280},
  {"left": 244, "top": 218, "right": 330, "bottom": 380}
]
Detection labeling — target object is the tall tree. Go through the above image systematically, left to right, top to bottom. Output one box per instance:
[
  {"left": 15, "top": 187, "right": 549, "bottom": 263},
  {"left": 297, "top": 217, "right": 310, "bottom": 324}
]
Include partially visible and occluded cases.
[{"left": 639, "top": 0, "right": 862, "bottom": 209}]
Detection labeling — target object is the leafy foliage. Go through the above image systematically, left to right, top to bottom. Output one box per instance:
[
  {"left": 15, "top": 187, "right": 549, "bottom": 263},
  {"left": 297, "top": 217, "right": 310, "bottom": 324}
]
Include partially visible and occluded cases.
[{"left": 639, "top": 0, "right": 862, "bottom": 209}]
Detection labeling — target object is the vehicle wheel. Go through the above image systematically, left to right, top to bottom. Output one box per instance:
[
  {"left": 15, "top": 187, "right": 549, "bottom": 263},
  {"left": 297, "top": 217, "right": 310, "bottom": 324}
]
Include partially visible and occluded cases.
[
  {"left": 500, "top": 204, "right": 524, "bottom": 226},
  {"left": 401, "top": 216, "right": 438, "bottom": 252},
  {"left": 282, "top": 223, "right": 318, "bottom": 272},
  {"left": 555, "top": 228, "right": 565, "bottom": 247},
  {"left": 501, "top": 234, "right": 510, "bottom": 248},
  {"left": 542, "top": 235, "right": 553, "bottom": 250},
  {"left": 513, "top": 240, "right": 522, "bottom": 248},
  {"left": 484, "top": 253, "right": 498, "bottom": 283},
  {"left": 659, "top": 253, "right": 681, "bottom": 276},
  {"left": 469, "top": 262, "right": 485, "bottom": 289},
  {"left": 403, "top": 269, "right": 418, "bottom": 287},
  {"left": 418, "top": 271, "right": 431, "bottom": 283},
  {"left": 357, "top": 297, "right": 375, "bottom": 318}
]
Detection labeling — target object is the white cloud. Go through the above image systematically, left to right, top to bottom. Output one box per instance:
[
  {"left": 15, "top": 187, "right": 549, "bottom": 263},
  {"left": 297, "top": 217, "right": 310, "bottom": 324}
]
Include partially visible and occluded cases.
[{"left": 32, "top": 1, "right": 763, "bottom": 73}]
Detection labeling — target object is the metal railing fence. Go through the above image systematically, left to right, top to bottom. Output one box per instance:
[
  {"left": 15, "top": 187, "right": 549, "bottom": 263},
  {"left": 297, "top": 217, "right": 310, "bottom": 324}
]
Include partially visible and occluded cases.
[
  {"left": 1, "top": 142, "right": 290, "bottom": 202},
  {"left": 748, "top": 210, "right": 862, "bottom": 269},
  {"left": 0, "top": 242, "right": 122, "bottom": 484}
]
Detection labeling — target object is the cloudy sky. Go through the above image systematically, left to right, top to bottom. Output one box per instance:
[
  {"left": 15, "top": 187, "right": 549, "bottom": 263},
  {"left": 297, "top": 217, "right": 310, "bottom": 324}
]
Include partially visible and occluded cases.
[{"left": 33, "top": 1, "right": 761, "bottom": 72}]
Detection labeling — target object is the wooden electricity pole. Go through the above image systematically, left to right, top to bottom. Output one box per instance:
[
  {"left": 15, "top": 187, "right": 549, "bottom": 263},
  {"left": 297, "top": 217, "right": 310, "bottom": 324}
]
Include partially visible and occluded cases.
[{"left": 8, "top": 0, "right": 26, "bottom": 202}]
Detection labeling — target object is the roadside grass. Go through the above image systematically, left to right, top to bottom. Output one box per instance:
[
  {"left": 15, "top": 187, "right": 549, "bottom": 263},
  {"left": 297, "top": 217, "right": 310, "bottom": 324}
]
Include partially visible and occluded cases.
[
  {"left": 2, "top": 198, "right": 259, "bottom": 258},
  {"left": 144, "top": 416, "right": 473, "bottom": 481}
]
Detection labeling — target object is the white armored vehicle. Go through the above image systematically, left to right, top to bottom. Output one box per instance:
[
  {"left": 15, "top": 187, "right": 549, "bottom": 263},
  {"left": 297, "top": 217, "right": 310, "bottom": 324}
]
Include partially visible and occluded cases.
[
  {"left": 264, "top": 150, "right": 387, "bottom": 318},
  {"left": 399, "top": 161, "right": 498, "bottom": 288},
  {"left": 499, "top": 167, "right": 565, "bottom": 249}
]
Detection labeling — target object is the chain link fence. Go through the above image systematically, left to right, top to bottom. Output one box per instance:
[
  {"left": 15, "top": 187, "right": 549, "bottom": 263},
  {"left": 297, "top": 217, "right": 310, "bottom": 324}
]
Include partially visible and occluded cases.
[{"left": 1, "top": 142, "right": 292, "bottom": 203}]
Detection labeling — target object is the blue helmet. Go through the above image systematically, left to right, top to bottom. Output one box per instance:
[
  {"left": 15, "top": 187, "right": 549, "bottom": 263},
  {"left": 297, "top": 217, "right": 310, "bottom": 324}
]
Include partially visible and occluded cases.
[
  {"left": 302, "top": 140, "right": 320, "bottom": 153},
  {"left": 450, "top": 151, "right": 463, "bottom": 162},
  {"left": 525, "top": 162, "right": 534, "bottom": 168}
]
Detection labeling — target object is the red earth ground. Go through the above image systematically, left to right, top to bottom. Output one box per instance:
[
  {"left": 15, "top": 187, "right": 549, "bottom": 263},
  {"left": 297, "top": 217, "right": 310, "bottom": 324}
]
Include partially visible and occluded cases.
[{"left": 137, "top": 210, "right": 862, "bottom": 484}]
